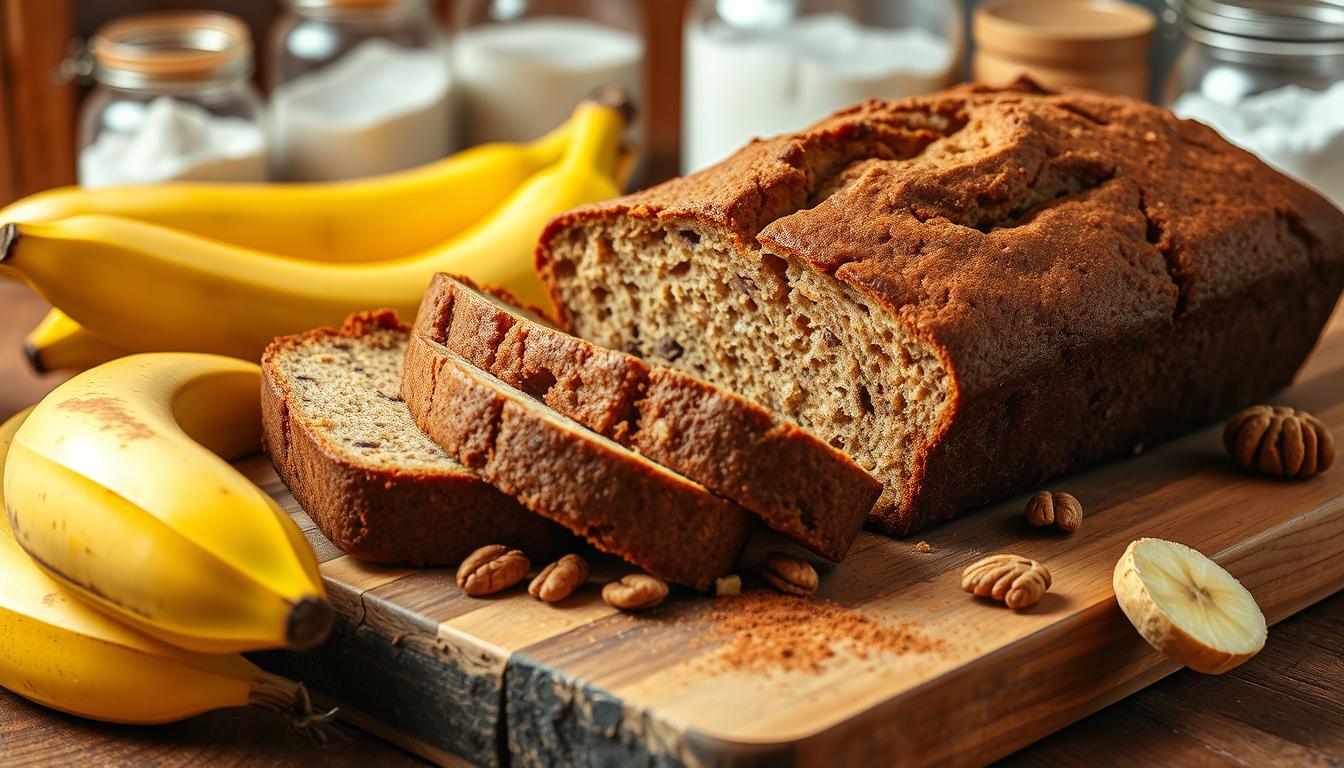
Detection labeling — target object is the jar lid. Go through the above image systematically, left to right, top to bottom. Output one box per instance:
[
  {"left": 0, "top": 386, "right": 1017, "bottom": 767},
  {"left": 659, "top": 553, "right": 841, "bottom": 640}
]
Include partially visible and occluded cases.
[
  {"left": 974, "top": 0, "right": 1156, "bottom": 68},
  {"left": 1179, "top": 0, "right": 1344, "bottom": 49},
  {"left": 91, "top": 11, "right": 253, "bottom": 87}
]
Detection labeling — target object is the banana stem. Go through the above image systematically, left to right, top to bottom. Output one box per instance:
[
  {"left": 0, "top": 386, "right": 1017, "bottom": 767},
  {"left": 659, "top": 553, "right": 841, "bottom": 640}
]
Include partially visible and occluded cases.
[
  {"left": 561, "top": 101, "right": 627, "bottom": 181},
  {"left": 0, "top": 223, "right": 17, "bottom": 263},
  {"left": 285, "top": 595, "right": 335, "bottom": 651},
  {"left": 250, "top": 673, "right": 341, "bottom": 747}
]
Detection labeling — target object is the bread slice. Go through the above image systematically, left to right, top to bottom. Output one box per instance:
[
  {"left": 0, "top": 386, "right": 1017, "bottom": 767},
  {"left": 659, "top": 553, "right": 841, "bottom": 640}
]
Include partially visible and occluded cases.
[
  {"left": 413, "top": 273, "right": 879, "bottom": 561},
  {"left": 261, "top": 311, "right": 568, "bottom": 566},
  {"left": 400, "top": 332, "right": 754, "bottom": 590}
]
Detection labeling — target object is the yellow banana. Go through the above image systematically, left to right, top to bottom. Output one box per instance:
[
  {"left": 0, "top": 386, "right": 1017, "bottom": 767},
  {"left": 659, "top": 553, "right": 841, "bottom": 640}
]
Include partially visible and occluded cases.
[
  {"left": 0, "top": 100, "right": 624, "bottom": 360},
  {"left": 13, "top": 120, "right": 580, "bottom": 369},
  {"left": 0, "top": 122, "right": 572, "bottom": 262},
  {"left": 23, "top": 308, "right": 127, "bottom": 373},
  {"left": 3, "top": 354, "right": 332, "bottom": 653},
  {"left": 0, "top": 408, "right": 332, "bottom": 729}
]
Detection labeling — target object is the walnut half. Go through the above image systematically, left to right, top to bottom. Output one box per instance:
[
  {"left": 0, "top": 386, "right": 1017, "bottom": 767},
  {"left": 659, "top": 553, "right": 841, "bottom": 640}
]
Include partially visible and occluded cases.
[
  {"left": 1224, "top": 404, "right": 1335, "bottom": 478},
  {"left": 1025, "top": 491, "right": 1083, "bottom": 533},
  {"left": 457, "top": 545, "right": 530, "bottom": 597},
  {"left": 961, "top": 554, "right": 1052, "bottom": 610}
]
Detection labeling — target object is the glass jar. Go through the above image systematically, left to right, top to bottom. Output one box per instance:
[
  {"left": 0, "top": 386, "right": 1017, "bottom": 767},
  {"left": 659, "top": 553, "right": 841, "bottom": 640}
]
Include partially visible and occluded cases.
[
  {"left": 268, "top": 0, "right": 452, "bottom": 181},
  {"left": 454, "top": 0, "right": 645, "bottom": 147},
  {"left": 682, "top": 0, "right": 962, "bottom": 174},
  {"left": 972, "top": 0, "right": 1155, "bottom": 99},
  {"left": 1163, "top": 0, "right": 1344, "bottom": 206},
  {"left": 78, "top": 12, "right": 267, "bottom": 188}
]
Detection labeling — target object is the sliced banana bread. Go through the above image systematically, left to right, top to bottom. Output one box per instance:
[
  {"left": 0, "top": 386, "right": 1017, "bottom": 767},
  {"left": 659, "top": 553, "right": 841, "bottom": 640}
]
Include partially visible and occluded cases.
[
  {"left": 537, "top": 80, "right": 1344, "bottom": 535},
  {"left": 413, "top": 272, "right": 879, "bottom": 561},
  {"left": 260, "top": 311, "right": 568, "bottom": 565},
  {"left": 400, "top": 333, "right": 754, "bottom": 590}
]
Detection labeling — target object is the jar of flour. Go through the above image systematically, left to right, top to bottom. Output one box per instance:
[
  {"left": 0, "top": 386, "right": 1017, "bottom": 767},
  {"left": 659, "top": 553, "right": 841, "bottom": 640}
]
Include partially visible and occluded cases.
[
  {"left": 269, "top": 0, "right": 453, "bottom": 181},
  {"left": 454, "top": 0, "right": 645, "bottom": 147},
  {"left": 682, "top": 0, "right": 962, "bottom": 173},
  {"left": 1165, "top": 0, "right": 1344, "bottom": 208},
  {"left": 78, "top": 12, "right": 268, "bottom": 188}
]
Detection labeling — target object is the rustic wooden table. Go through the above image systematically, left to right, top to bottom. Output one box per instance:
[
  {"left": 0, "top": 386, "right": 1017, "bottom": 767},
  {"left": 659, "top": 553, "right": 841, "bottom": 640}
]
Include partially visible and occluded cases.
[{"left": 1, "top": 279, "right": 1340, "bottom": 766}]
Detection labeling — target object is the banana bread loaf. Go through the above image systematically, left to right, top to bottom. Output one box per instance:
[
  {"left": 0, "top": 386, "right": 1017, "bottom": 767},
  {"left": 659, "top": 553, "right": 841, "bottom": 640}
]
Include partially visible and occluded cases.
[
  {"left": 537, "top": 80, "right": 1344, "bottom": 535},
  {"left": 413, "top": 273, "right": 880, "bottom": 560},
  {"left": 260, "top": 311, "right": 569, "bottom": 564},
  {"left": 400, "top": 333, "right": 755, "bottom": 589}
]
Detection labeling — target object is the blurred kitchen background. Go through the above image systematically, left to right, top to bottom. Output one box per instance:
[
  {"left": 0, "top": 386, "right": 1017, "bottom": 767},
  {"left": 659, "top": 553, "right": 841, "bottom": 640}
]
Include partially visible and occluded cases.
[{"left": 0, "top": 0, "right": 1339, "bottom": 208}]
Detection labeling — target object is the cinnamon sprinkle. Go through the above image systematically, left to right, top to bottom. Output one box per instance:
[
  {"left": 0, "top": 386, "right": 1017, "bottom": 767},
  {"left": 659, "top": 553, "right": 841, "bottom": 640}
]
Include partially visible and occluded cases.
[{"left": 695, "top": 590, "right": 942, "bottom": 674}]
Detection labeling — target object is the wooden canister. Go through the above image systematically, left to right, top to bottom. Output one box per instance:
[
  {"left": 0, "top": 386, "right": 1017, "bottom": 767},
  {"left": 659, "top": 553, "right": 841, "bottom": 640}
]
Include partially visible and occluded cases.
[{"left": 973, "top": 0, "right": 1156, "bottom": 99}]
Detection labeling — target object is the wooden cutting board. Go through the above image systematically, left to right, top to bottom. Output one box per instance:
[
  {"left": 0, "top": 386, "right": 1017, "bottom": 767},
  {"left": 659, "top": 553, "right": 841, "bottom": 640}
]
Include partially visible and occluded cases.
[{"left": 251, "top": 310, "right": 1344, "bottom": 768}]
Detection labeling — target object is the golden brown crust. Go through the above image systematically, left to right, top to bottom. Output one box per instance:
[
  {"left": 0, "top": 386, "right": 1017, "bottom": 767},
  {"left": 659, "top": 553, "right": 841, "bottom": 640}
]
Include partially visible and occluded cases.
[
  {"left": 537, "top": 79, "right": 1344, "bottom": 533},
  {"left": 414, "top": 273, "right": 879, "bottom": 560},
  {"left": 260, "top": 311, "right": 569, "bottom": 565},
  {"left": 400, "top": 333, "right": 754, "bottom": 590}
]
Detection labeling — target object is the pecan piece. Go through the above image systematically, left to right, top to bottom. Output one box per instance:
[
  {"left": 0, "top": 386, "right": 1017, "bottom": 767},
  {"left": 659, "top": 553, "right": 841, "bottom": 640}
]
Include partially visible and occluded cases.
[
  {"left": 1224, "top": 405, "right": 1335, "bottom": 478},
  {"left": 1025, "top": 491, "right": 1083, "bottom": 533},
  {"left": 456, "top": 545, "right": 530, "bottom": 597},
  {"left": 762, "top": 552, "right": 818, "bottom": 596},
  {"left": 528, "top": 554, "right": 589, "bottom": 603},
  {"left": 961, "top": 554, "right": 1051, "bottom": 610},
  {"left": 602, "top": 574, "right": 668, "bottom": 611}
]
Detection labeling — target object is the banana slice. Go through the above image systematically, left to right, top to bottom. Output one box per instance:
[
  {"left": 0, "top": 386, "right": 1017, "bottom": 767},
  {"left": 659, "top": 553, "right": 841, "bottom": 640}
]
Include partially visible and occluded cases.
[{"left": 1113, "top": 538, "right": 1266, "bottom": 674}]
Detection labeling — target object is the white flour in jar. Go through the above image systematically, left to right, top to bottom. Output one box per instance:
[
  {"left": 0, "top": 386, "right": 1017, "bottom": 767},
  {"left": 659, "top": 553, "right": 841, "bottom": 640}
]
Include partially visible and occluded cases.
[
  {"left": 683, "top": 13, "right": 956, "bottom": 173},
  {"left": 454, "top": 17, "right": 643, "bottom": 145},
  {"left": 271, "top": 38, "right": 453, "bottom": 181},
  {"left": 1174, "top": 81, "right": 1344, "bottom": 208},
  {"left": 78, "top": 96, "right": 267, "bottom": 188}
]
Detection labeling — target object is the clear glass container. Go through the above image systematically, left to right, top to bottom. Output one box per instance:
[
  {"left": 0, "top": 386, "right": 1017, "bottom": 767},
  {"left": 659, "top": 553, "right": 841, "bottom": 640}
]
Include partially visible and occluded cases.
[
  {"left": 268, "top": 0, "right": 452, "bottom": 181},
  {"left": 454, "top": 0, "right": 645, "bottom": 147},
  {"left": 682, "top": 0, "right": 962, "bottom": 174},
  {"left": 1162, "top": 0, "right": 1344, "bottom": 206},
  {"left": 78, "top": 12, "right": 267, "bottom": 188}
]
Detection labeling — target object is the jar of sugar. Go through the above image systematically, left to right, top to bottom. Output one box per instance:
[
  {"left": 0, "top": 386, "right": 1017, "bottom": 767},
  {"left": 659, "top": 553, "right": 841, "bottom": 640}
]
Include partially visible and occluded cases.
[
  {"left": 268, "top": 0, "right": 453, "bottom": 181},
  {"left": 454, "top": 0, "right": 645, "bottom": 147},
  {"left": 682, "top": 0, "right": 962, "bottom": 174},
  {"left": 1165, "top": 0, "right": 1344, "bottom": 207},
  {"left": 78, "top": 12, "right": 268, "bottom": 188}
]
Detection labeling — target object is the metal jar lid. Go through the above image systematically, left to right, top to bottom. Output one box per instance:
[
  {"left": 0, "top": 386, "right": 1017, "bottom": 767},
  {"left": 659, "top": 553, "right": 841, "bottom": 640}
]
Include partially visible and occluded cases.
[
  {"left": 1177, "top": 0, "right": 1344, "bottom": 54},
  {"left": 90, "top": 11, "right": 253, "bottom": 90}
]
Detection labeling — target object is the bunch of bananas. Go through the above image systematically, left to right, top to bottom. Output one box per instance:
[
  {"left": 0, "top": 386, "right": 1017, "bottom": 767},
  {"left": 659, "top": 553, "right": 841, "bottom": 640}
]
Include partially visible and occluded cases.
[
  {"left": 1, "top": 97, "right": 628, "bottom": 366},
  {"left": 0, "top": 353, "right": 335, "bottom": 726}
]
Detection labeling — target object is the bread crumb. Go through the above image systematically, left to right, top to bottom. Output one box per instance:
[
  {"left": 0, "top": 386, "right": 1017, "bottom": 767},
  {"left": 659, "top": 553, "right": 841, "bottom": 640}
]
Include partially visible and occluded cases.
[
  {"left": 915, "top": 541, "right": 932, "bottom": 553},
  {"left": 715, "top": 574, "right": 741, "bottom": 597},
  {"left": 695, "top": 591, "right": 942, "bottom": 674}
]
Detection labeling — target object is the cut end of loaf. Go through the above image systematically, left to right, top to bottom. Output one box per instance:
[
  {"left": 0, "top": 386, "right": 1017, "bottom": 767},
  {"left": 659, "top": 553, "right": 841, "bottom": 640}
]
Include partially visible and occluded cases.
[
  {"left": 542, "top": 217, "right": 951, "bottom": 531},
  {"left": 266, "top": 312, "right": 463, "bottom": 473}
]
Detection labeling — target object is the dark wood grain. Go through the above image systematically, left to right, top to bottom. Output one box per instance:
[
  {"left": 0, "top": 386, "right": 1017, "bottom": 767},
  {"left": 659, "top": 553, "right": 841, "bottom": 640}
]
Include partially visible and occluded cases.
[{"left": 0, "top": 685, "right": 425, "bottom": 768}]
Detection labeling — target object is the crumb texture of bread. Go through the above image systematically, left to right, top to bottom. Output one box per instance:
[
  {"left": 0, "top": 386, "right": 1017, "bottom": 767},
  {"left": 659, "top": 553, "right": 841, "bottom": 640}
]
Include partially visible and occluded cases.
[
  {"left": 537, "top": 80, "right": 1344, "bottom": 534},
  {"left": 413, "top": 273, "right": 880, "bottom": 561},
  {"left": 261, "top": 310, "right": 568, "bottom": 565},
  {"left": 400, "top": 333, "right": 754, "bottom": 590}
]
